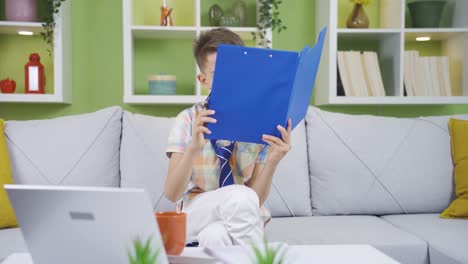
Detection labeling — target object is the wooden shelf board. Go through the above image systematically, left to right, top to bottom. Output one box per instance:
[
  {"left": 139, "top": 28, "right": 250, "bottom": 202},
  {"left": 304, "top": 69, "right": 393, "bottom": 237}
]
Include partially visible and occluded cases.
[
  {"left": 0, "top": 21, "right": 44, "bottom": 35},
  {"left": 132, "top": 26, "right": 197, "bottom": 39},
  {"left": 200, "top": 26, "right": 257, "bottom": 39},
  {"left": 337, "top": 28, "right": 401, "bottom": 34},
  {"left": 405, "top": 28, "right": 468, "bottom": 41},
  {"left": 338, "top": 30, "right": 401, "bottom": 41},
  {"left": 0, "top": 93, "right": 68, "bottom": 103},
  {"left": 124, "top": 94, "right": 206, "bottom": 104},
  {"left": 326, "top": 96, "right": 468, "bottom": 105}
]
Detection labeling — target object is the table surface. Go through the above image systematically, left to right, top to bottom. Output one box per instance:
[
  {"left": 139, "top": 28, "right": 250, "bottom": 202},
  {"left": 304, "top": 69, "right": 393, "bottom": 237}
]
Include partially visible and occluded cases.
[{"left": 2, "top": 244, "right": 399, "bottom": 264}]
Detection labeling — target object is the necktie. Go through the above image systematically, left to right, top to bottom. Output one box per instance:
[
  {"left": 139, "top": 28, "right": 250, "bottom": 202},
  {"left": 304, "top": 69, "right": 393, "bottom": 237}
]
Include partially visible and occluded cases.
[{"left": 210, "top": 140, "right": 236, "bottom": 187}]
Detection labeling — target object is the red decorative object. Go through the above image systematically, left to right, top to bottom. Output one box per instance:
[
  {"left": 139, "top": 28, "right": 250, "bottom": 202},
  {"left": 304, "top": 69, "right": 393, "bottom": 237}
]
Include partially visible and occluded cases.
[
  {"left": 160, "top": 3, "right": 174, "bottom": 26},
  {"left": 25, "top": 53, "right": 45, "bottom": 94},
  {"left": 0, "top": 78, "right": 16, "bottom": 93}
]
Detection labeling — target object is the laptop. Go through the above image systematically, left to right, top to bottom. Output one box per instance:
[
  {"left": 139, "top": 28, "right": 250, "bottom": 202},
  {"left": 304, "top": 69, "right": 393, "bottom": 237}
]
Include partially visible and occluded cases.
[{"left": 5, "top": 185, "right": 168, "bottom": 264}]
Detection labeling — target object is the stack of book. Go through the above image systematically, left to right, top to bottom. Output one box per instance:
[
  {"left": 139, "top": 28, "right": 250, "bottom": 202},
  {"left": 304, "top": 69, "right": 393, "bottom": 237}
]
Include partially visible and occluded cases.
[
  {"left": 337, "top": 51, "right": 386, "bottom": 97},
  {"left": 404, "top": 51, "right": 452, "bottom": 96}
]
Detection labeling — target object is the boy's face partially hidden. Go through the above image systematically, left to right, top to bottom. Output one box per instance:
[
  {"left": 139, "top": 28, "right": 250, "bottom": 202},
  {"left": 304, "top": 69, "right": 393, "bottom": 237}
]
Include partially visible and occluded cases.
[{"left": 197, "top": 52, "right": 217, "bottom": 91}]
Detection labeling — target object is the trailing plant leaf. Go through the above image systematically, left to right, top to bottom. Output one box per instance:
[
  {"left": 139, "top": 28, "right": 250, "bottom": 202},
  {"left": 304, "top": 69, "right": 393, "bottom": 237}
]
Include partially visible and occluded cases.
[
  {"left": 41, "top": 0, "right": 67, "bottom": 56},
  {"left": 254, "top": 0, "right": 287, "bottom": 48}
]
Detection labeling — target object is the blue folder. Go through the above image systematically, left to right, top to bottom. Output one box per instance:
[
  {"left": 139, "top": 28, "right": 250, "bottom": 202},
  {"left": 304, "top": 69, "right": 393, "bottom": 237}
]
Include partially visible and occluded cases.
[{"left": 206, "top": 27, "right": 327, "bottom": 144}]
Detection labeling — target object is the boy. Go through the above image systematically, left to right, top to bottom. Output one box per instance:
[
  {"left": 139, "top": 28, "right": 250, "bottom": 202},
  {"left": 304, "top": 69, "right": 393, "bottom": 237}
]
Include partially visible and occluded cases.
[{"left": 165, "top": 28, "right": 292, "bottom": 247}]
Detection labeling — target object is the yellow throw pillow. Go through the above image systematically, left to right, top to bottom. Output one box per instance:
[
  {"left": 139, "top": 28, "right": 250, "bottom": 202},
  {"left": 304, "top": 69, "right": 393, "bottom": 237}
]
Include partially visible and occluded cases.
[
  {"left": 441, "top": 118, "right": 468, "bottom": 219},
  {"left": 0, "top": 119, "right": 17, "bottom": 228}
]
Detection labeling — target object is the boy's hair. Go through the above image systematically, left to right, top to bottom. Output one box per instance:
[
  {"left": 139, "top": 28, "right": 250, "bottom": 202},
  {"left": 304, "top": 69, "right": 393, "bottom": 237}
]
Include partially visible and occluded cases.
[{"left": 193, "top": 28, "right": 244, "bottom": 71}]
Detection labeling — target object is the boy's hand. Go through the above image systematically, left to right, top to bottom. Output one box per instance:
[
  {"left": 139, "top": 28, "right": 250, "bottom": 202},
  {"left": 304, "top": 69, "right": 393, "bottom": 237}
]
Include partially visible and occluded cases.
[
  {"left": 189, "top": 106, "right": 217, "bottom": 153},
  {"left": 262, "top": 119, "right": 292, "bottom": 165}
]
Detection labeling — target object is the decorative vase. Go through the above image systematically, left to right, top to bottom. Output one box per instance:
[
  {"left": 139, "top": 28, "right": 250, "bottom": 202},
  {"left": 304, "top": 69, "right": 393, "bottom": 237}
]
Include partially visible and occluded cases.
[
  {"left": 5, "top": 0, "right": 37, "bottom": 22},
  {"left": 232, "top": 0, "right": 247, "bottom": 27},
  {"left": 408, "top": 1, "right": 447, "bottom": 28},
  {"left": 209, "top": 4, "right": 224, "bottom": 27},
  {"left": 346, "top": 4, "right": 369, "bottom": 29},
  {"left": 160, "top": 5, "right": 174, "bottom": 26}
]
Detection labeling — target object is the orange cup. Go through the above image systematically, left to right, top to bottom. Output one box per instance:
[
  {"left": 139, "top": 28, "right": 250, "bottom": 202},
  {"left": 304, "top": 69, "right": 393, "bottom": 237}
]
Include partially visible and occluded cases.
[{"left": 155, "top": 212, "right": 186, "bottom": 256}]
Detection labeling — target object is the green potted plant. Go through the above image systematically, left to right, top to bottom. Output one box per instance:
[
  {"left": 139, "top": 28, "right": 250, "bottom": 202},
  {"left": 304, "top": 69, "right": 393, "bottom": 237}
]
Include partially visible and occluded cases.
[
  {"left": 41, "top": 0, "right": 67, "bottom": 55},
  {"left": 254, "top": 0, "right": 287, "bottom": 48},
  {"left": 407, "top": 0, "right": 447, "bottom": 28},
  {"left": 128, "top": 236, "right": 162, "bottom": 264},
  {"left": 251, "top": 239, "right": 288, "bottom": 264}
]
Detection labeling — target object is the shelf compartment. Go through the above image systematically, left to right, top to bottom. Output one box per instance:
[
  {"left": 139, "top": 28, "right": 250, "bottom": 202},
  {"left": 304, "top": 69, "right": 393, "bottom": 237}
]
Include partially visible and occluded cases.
[
  {"left": 0, "top": 0, "right": 71, "bottom": 104},
  {"left": 123, "top": 0, "right": 273, "bottom": 104},
  {"left": 132, "top": 0, "right": 196, "bottom": 27},
  {"left": 200, "top": 0, "right": 257, "bottom": 28},
  {"left": 315, "top": 0, "right": 468, "bottom": 105},
  {"left": 337, "top": 0, "right": 404, "bottom": 29},
  {"left": 405, "top": 0, "right": 468, "bottom": 29},
  {"left": 338, "top": 32, "right": 402, "bottom": 97},
  {"left": 404, "top": 32, "right": 468, "bottom": 97},
  {"left": 0, "top": 34, "right": 54, "bottom": 95},
  {"left": 133, "top": 38, "right": 196, "bottom": 96}
]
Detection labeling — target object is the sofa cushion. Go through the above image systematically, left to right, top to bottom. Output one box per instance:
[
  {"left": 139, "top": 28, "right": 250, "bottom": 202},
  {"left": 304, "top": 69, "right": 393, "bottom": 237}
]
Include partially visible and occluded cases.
[
  {"left": 306, "top": 106, "right": 468, "bottom": 215},
  {"left": 5, "top": 107, "right": 122, "bottom": 187},
  {"left": 120, "top": 112, "right": 177, "bottom": 212},
  {"left": 441, "top": 118, "right": 468, "bottom": 219},
  {"left": 0, "top": 120, "right": 17, "bottom": 228},
  {"left": 263, "top": 121, "right": 312, "bottom": 217},
  {"left": 382, "top": 214, "right": 468, "bottom": 264},
  {"left": 265, "top": 216, "right": 428, "bottom": 264},
  {"left": 0, "top": 228, "right": 27, "bottom": 261}
]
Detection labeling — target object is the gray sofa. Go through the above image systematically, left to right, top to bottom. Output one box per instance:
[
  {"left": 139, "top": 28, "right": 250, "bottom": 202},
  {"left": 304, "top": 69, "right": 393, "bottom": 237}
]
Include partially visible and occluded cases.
[{"left": 1, "top": 106, "right": 468, "bottom": 264}]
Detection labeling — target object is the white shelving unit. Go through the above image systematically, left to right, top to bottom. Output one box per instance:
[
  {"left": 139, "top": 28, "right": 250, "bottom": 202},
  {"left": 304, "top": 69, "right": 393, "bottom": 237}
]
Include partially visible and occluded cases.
[
  {"left": 123, "top": 0, "right": 269, "bottom": 105},
  {"left": 315, "top": 0, "right": 468, "bottom": 105},
  {"left": 0, "top": 1, "right": 72, "bottom": 104}
]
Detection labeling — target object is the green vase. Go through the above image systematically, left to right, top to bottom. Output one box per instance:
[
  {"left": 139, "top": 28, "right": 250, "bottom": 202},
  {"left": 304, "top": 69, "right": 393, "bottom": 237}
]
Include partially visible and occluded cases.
[
  {"left": 232, "top": 0, "right": 247, "bottom": 26},
  {"left": 408, "top": 1, "right": 447, "bottom": 28},
  {"left": 209, "top": 4, "right": 224, "bottom": 27}
]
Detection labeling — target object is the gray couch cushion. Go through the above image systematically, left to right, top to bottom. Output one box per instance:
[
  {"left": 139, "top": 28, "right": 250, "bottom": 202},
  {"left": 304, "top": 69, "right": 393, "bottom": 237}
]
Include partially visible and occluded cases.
[
  {"left": 306, "top": 106, "right": 468, "bottom": 215},
  {"left": 5, "top": 107, "right": 122, "bottom": 187},
  {"left": 120, "top": 112, "right": 176, "bottom": 212},
  {"left": 264, "top": 121, "right": 312, "bottom": 217},
  {"left": 382, "top": 214, "right": 468, "bottom": 264},
  {"left": 265, "top": 216, "right": 428, "bottom": 264},
  {"left": 0, "top": 228, "right": 27, "bottom": 261}
]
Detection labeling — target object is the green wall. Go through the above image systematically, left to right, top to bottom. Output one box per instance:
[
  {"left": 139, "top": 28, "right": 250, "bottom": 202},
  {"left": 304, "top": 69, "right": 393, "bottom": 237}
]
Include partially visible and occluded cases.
[{"left": 0, "top": 0, "right": 466, "bottom": 121}]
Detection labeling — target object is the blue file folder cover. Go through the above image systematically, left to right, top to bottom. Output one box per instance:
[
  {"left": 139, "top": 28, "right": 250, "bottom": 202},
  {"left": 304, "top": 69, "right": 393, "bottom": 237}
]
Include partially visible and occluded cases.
[{"left": 206, "top": 27, "right": 327, "bottom": 144}]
